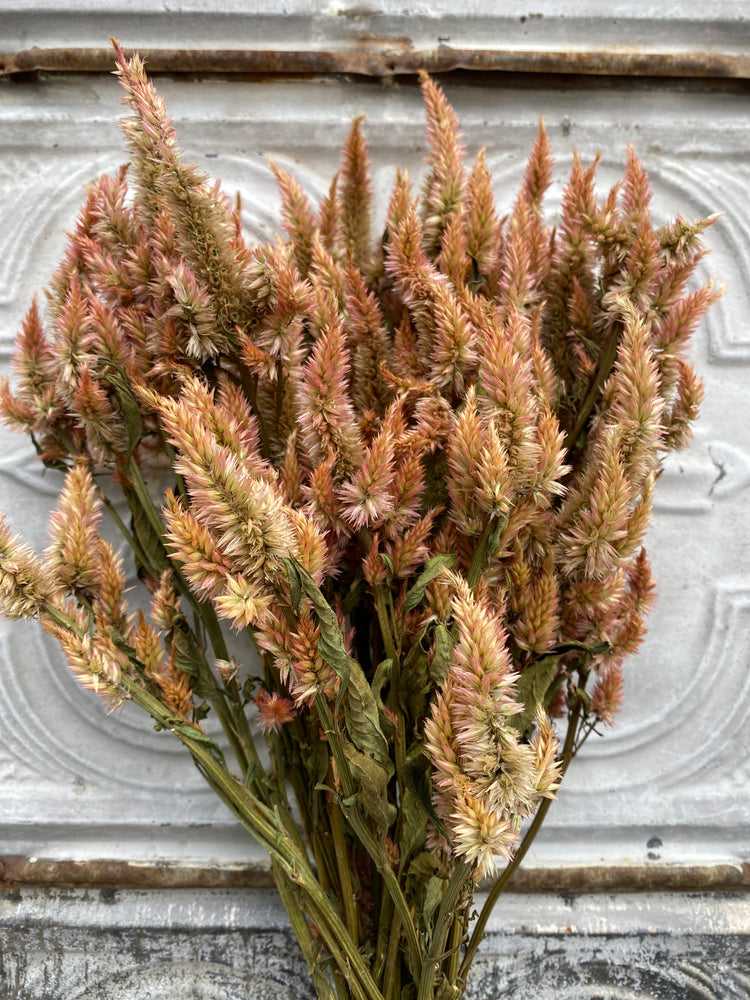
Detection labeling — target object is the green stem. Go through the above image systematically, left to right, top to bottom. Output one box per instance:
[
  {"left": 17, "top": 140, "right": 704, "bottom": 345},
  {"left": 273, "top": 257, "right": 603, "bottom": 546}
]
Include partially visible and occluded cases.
[
  {"left": 121, "top": 455, "right": 258, "bottom": 776},
  {"left": 373, "top": 587, "right": 398, "bottom": 664},
  {"left": 374, "top": 587, "right": 406, "bottom": 801},
  {"left": 121, "top": 676, "right": 383, "bottom": 1000},
  {"left": 315, "top": 694, "right": 423, "bottom": 980},
  {"left": 458, "top": 701, "right": 582, "bottom": 982},
  {"left": 330, "top": 798, "right": 360, "bottom": 945},
  {"left": 272, "top": 858, "right": 338, "bottom": 1000},
  {"left": 417, "top": 862, "right": 471, "bottom": 1000},
  {"left": 372, "top": 890, "right": 394, "bottom": 987},
  {"left": 444, "top": 904, "right": 466, "bottom": 993},
  {"left": 380, "top": 905, "right": 402, "bottom": 1000}
]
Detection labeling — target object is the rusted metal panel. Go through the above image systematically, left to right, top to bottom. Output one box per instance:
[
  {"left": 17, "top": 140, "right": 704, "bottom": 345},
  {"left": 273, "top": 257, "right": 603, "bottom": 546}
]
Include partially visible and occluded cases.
[{"left": 2, "top": 45, "right": 750, "bottom": 80}]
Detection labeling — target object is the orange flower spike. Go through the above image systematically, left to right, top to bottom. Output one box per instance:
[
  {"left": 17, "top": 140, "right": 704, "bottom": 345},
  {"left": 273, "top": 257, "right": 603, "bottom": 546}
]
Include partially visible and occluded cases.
[
  {"left": 419, "top": 72, "right": 466, "bottom": 259},
  {"left": 339, "top": 115, "right": 374, "bottom": 269},
  {"left": 465, "top": 147, "right": 500, "bottom": 280},
  {"left": 271, "top": 159, "right": 316, "bottom": 277},
  {"left": 316, "top": 172, "right": 343, "bottom": 257},
  {"left": 437, "top": 211, "right": 468, "bottom": 288},
  {"left": 430, "top": 284, "right": 478, "bottom": 395},
  {"left": 295, "top": 314, "right": 364, "bottom": 474},
  {"left": 662, "top": 358, "right": 705, "bottom": 451},
  {"left": 446, "top": 388, "right": 486, "bottom": 536},
  {"left": 338, "top": 418, "right": 397, "bottom": 530},
  {"left": 45, "top": 460, "right": 102, "bottom": 597},
  {"left": 162, "top": 490, "right": 230, "bottom": 600}
]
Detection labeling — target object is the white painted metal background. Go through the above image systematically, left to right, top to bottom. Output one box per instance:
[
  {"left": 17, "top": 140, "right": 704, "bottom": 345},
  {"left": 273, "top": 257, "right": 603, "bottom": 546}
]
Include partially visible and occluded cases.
[{"left": 1, "top": 4, "right": 748, "bottom": 997}]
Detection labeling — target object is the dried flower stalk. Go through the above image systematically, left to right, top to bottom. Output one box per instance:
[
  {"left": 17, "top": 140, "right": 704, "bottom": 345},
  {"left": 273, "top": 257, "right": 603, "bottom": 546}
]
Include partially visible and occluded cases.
[{"left": 0, "top": 44, "right": 720, "bottom": 1000}]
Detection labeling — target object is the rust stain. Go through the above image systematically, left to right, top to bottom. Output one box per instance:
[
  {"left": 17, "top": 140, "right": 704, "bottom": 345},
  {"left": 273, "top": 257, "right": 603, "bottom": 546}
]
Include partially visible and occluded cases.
[
  {"left": 1, "top": 46, "right": 749, "bottom": 80},
  {"left": 2, "top": 855, "right": 748, "bottom": 893},
  {"left": 0, "top": 856, "right": 275, "bottom": 890},
  {"left": 503, "top": 861, "right": 750, "bottom": 894}
]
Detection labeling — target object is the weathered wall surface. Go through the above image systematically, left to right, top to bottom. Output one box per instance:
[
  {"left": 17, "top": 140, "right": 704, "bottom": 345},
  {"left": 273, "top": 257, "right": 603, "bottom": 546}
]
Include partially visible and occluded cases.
[{"left": 1, "top": 3, "right": 749, "bottom": 996}]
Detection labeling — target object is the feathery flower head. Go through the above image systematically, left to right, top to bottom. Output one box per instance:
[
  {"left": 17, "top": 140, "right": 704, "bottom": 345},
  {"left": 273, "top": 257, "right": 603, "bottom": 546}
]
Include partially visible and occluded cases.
[{"left": 254, "top": 690, "right": 297, "bottom": 734}]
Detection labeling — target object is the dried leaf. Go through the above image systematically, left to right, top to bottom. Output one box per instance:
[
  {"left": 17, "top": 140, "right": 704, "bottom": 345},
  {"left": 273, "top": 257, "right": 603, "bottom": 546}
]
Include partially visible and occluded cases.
[
  {"left": 404, "top": 553, "right": 455, "bottom": 612},
  {"left": 428, "top": 623, "right": 454, "bottom": 689},
  {"left": 509, "top": 654, "right": 559, "bottom": 733},
  {"left": 344, "top": 661, "right": 390, "bottom": 767},
  {"left": 342, "top": 742, "right": 395, "bottom": 836}
]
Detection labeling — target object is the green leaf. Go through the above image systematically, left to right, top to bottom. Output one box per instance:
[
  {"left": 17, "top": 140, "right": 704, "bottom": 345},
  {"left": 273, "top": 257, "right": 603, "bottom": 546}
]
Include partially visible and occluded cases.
[
  {"left": 102, "top": 363, "right": 143, "bottom": 457},
  {"left": 124, "top": 485, "right": 169, "bottom": 576},
  {"left": 466, "top": 515, "right": 507, "bottom": 590},
  {"left": 380, "top": 552, "right": 395, "bottom": 577},
  {"left": 404, "top": 553, "right": 456, "bottom": 613},
  {"left": 285, "top": 556, "right": 302, "bottom": 613},
  {"left": 172, "top": 619, "right": 216, "bottom": 700},
  {"left": 428, "top": 623, "right": 454, "bottom": 689},
  {"left": 400, "top": 627, "right": 432, "bottom": 725},
  {"left": 509, "top": 654, "right": 560, "bottom": 733},
  {"left": 371, "top": 658, "right": 393, "bottom": 732},
  {"left": 344, "top": 661, "right": 390, "bottom": 766},
  {"left": 167, "top": 716, "right": 227, "bottom": 768},
  {"left": 342, "top": 743, "right": 396, "bottom": 836},
  {"left": 398, "top": 786, "right": 429, "bottom": 874},
  {"left": 405, "top": 850, "right": 448, "bottom": 929},
  {"left": 423, "top": 875, "right": 444, "bottom": 929}
]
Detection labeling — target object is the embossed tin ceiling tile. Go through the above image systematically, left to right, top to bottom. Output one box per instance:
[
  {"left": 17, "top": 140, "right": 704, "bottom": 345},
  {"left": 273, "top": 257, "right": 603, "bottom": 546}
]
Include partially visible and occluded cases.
[{"left": 0, "top": 74, "right": 748, "bottom": 870}]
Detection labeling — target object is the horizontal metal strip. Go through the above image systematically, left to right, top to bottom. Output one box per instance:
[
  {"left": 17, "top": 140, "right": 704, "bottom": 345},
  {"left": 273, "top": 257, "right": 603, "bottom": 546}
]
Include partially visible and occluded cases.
[
  {"left": 1, "top": 45, "right": 749, "bottom": 80},
  {"left": 2, "top": 855, "right": 748, "bottom": 893}
]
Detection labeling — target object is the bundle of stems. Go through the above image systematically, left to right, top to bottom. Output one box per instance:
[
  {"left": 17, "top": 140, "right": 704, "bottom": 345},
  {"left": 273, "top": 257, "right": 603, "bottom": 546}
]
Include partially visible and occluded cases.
[{"left": 0, "top": 43, "right": 719, "bottom": 1000}]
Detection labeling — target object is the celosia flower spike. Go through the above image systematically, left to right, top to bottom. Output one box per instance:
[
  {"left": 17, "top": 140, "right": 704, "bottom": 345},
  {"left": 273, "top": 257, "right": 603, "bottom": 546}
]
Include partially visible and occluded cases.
[
  {"left": 419, "top": 71, "right": 466, "bottom": 259},
  {"left": 339, "top": 116, "right": 373, "bottom": 269},
  {"left": 465, "top": 147, "right": 501, "bottom": 281},
  {"left": 271, "top": 160, "right": 316, "bottom": 277},
  {"left": 45, "top": 460, "right": 102, "bottom": 597},
  {"left": 0, "top": 515, "right": 59, "bottom": 620}
]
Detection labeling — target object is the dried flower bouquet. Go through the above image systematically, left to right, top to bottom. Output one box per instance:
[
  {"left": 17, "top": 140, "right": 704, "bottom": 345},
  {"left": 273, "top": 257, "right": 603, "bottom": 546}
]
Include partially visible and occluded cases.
[{"left": 0, "top": 44, "right": 720, "bottom": 1000}]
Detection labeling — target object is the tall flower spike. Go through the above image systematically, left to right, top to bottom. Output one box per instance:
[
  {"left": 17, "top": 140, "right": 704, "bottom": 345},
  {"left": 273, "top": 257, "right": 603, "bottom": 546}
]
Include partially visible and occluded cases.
[
  {"left": 112, "top": 40, "right": 178, "bottom": 226},
  {"left": 115, "top": 44, "right": 251, "bottom": 347},
  {"left": 419, "top": 71, "right": 466, "bottom": 259},
  {"left": 339, "top": 116, "right": 373, "bottom": 269},
  {"left": 520, "top": 120, "right": 553, "bottom": 216},
  {"left": 465, "top": 147, "right": 500, "bottom": 281},
  {"left": 271, "top": 160, "right": 316, "bottom": 277},
  {"left": 344, "top": 266, "right": 391, "bottom": 413},
  {"left": 602, "top": 305, "right": 664, "bottom": 495},
  {"left": 294, "top": 313, "right": 364, "bottom": 474},
  {"left": 446, "top": 388, "right": 486, "bottom": 536},
  {"left": 154, "top": 391, "right": 299, "bottom": 590},
  {"left": 338, "top": 405, "right": 398, "bottom": 530},
  {"left": 45, "top": 461, "right": 102, "bottom": 597},
  {"left": 162, "top": 490, "right": 231, "bottom": 599},
  {"left": 42, "top": 603, "right": 126, "bottom": 704}
]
